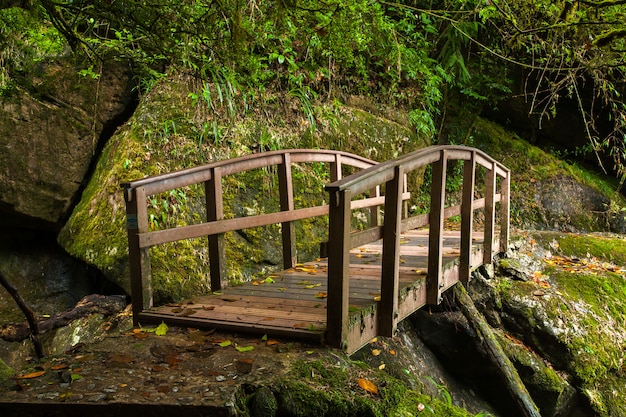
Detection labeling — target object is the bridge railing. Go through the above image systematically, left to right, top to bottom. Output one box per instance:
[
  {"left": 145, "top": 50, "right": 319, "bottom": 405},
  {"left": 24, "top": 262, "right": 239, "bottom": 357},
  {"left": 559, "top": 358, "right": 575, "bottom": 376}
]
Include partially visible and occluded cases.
[
  {"left": 324, "top": 145, "right": 510, "bottom": 348},
  {"left": 121, "top": 149, "right": 397, "bottom": 322}
]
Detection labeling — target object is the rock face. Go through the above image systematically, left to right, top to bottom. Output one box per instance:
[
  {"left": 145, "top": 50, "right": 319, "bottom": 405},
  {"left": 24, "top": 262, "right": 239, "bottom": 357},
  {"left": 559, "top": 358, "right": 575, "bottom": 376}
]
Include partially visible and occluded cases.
[{"left": 0, "top": 59, "right": 136, "bottom": 230}]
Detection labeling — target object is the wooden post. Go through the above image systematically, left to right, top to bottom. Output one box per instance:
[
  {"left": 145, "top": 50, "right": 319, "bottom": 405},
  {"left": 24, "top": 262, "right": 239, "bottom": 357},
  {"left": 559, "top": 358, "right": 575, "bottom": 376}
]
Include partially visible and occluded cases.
[
  {"left": 427, "top": 151, "right": 447, "bottom": 305},
  {"left": 278, "top": 153, "right": 297, "bottom": 269},
  {"left": 460, "top": 153, "right": 476, "bottom": 285},
  {"left": 484, "top": 162, "right": 496, "bottom": 264},
  {"left": 379, "top": 166, "right": 404, "bottom": 336},
  {"left": 206, "top": 167, "right": 226, "bottom": 291},
  {"left": 500, "top": 170, "right": 511, "bottom": 253},
  {"left": 124, "top": 185, "right": 152, "bottom": 325},
  {"left": 326, "top": 188, "right": 352, "bottom": 350}
]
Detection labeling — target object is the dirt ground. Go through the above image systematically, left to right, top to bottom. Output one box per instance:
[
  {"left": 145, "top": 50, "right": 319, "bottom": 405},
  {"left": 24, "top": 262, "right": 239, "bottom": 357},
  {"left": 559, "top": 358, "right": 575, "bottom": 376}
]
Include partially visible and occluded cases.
[{"left": 0, "top": 311, "right": 324, "bottom": 417}]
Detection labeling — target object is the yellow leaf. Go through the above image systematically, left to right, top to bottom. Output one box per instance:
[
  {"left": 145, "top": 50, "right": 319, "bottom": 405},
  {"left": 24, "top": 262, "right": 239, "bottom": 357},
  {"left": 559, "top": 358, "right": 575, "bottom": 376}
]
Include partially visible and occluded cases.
[
  {"left": 305, "top": 283, "right": 321, "bottom": 289},
  {"left": 314, "top": 292, "right": 328, "bottom": 299},
  {"left": 373, "top": 296, "right": 381, "bottom": 302},
  {"left": 369, "top": 337, "right": 378, "bottom": 344},
  {"left": 371, "top": 349, "right": 382, "bottom": 356},
  {"left": 378, "top": 363, "right": 386, "bottom": 370},
  {"left": 357, "top": 378, "right": 379, "bottom": 395}
]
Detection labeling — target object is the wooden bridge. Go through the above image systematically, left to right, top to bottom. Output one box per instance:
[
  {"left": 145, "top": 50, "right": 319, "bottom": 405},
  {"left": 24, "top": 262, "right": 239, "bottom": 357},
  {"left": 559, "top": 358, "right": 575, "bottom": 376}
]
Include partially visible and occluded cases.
[{"left": 122, "top": 146, "right": 510, "bottom": 354}]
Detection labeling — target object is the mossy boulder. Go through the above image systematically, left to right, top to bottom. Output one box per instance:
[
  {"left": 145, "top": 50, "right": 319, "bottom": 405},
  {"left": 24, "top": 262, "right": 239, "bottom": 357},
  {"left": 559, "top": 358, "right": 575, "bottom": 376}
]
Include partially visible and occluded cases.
[
  {"left": 58, "top": 73, "right": 427, "bottom": 302},
  {"left": 468, "top": 117, "right": 626, "bottom": 233},
  {"left": 488, "top": 232, "right": 626, "bottom": 416}
]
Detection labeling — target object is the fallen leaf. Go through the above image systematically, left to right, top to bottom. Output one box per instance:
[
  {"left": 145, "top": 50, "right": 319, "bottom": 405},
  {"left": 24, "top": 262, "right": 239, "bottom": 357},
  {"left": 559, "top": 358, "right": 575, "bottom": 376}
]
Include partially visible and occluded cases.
[
  {"left": 265, "top": 277, "right": 276, "bottom": 284},
  {"left": 305, "top": 283, "right": 321, "bottom": 289},
  {"left": 533, "top": 290, "right": 546, "bottom": 297},
  {"left": 314, "top": 292, "right": 328, "bottom": 299},
  {"left": 155, "top": 322, "right": 169, "bottom": 336},
  {"left": 369, "top": 337, "right": 378, "bottom": 344},
  {"left": 266, "top": 339, "right": 280, "bottom": 346},
  {"left": 218, "top": 340, "right": 232, "bottom": 347},
  {"left": 235, "top": 345, "right": 254, "bottom": 352},
  {"left": 371, "top": 349, "right": 382, "bottom": 356},
  {"left": 389, "top": 349, "right": 396, "bottom": 355},
  {"left": 109, "top": 353, "right": 135, "bottom": 363},
  {"left": 378, "top": 363, "right": 386, "bottom": 370},
  {"left": 50, "top": 364, "right": 68, "bottom": 371},
  {"left": 17, "top": 371, "right": 45, "bottom": 379},
  {"left": 357, "top": 378, "right": 379, "bottom": 395}
]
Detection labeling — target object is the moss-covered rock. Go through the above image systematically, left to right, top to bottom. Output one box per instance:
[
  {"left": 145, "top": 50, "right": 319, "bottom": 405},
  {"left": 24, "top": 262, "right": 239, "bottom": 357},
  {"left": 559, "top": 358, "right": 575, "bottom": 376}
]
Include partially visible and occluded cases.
[
  {"left": 58, "top": 73, "right": 427, "bottom": 303},
  {"left": 468, "top": 117, "right": 626, "bottom": 233},
  {"left": 491, "top": 232, "right": 626, "bottom": 416},
  {"left": 0, "top": 358, "right": 15, "bottom": 389}
]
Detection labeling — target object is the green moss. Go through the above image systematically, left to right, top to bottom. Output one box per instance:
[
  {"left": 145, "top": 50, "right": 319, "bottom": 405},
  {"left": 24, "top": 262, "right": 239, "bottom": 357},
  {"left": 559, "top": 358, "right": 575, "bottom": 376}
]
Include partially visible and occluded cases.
[
  {"left": 469, "top": 117, "right": 626, "bottom": 231},
  {"left": 0, "top": 358, "right": 15, "bottom": 388},
  {"left": 270, "top": 359, "right": 474, "bottom": 417}
]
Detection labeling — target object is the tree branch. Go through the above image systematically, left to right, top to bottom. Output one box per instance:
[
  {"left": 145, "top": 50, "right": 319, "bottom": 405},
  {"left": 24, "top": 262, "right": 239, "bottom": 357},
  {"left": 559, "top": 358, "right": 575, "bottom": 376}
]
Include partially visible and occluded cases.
[{"left": 0, "top": 270, "right": 44, "bottom": 358}]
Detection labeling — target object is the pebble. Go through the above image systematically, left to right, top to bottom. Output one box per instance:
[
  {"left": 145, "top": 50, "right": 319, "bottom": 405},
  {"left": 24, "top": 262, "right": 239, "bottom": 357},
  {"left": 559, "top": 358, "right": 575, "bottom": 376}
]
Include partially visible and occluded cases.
[
  {"left": 215, "top": 375, "right": 226, "bottom": 382},
  {"left": 103, "top": 385, "right": 118, "bottom": 393},
  {"left": 36, "top": 392, "right": 59, "bottom": 400},
  {"left": 88, "top": 393, "right": 107, "bottom": 402},
  {"left": 177, "top": 396, "right": 194, "bottom": 404}
]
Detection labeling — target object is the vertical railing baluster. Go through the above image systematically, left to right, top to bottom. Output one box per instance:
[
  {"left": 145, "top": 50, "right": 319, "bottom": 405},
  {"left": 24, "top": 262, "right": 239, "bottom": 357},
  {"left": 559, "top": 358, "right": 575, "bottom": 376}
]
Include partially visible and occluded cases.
[
  {"left": 427, "top": 150, "right": 447, "bottom": 305},
  {"left": 460, "top": 152, "right": 476, "bottom": 285},
  {"left": 278, "top": 153, "right": 297, "bottom": 269},
  {"left": 330, "top": 154, "right": 342, "bottom": 182},
  {"left": 484, "top": 162, "right": 496, "bottom": 264},
  {"left": 379, "top": 165, "right": 404, "bottom": 336},
  {"left": 206, "top": 167, "right": 226, "bottom": 291},
  {"left": 500, "top": 169, "right": 511, "bottom": 253},
  {"left": 124, "top": 185, "right": 152, "bottom": 325},
  {"left": 369, "top": 185, "right": 380, "bottom": 228},
  {"left": 326, "top": 188, "right": 352, "bottom": 350}
]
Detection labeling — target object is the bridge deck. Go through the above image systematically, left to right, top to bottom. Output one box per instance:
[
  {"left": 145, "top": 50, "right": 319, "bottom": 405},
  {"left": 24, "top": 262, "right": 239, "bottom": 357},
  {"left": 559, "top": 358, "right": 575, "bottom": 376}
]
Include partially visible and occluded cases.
[{"left": 138, "top": 229, "right": 485, "bottom": 352}]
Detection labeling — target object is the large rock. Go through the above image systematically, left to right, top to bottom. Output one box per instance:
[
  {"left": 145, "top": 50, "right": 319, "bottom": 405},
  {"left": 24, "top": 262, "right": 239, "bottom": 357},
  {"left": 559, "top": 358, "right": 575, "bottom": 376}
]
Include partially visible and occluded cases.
[
  {"left": 0, "top": 59, "right": 136, "bottom": 230},
  {"left": 58, "top": 74, "right": 427, "bottom": 301}
]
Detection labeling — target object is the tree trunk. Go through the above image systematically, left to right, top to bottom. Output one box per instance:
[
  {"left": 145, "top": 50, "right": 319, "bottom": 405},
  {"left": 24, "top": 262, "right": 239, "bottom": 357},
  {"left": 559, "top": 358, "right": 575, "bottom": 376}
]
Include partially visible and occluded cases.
[{"left": 454, "top": 283, "right": 541, "bottom": 417}]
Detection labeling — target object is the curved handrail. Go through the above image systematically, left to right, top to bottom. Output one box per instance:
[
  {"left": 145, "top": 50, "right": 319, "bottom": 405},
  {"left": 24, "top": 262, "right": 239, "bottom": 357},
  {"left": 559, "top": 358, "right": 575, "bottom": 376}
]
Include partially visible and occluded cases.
[
  {"left": 325, "top": 145, "right": 509, "bottom": 194},
  {"left": 122, "top": 148, "right": 376, "bottom": 197}
]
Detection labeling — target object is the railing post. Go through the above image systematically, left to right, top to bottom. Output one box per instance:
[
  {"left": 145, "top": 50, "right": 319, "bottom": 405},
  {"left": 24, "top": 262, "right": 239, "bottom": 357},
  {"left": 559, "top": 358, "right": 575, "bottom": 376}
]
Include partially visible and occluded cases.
[
  {"left": 427, "top": 151, "right": 447, "bottom": 305},
  {"left": 460, "top": 152, "right": 476, "bottom": 285},
  {"left": 278, "top": 153, "right": 297, "bottom": 269},
  {"left": 330, "top": 154, "right": 342, "bottom": 182},
  {"left": 484, "top": 162, "right": 496, "bottom": 264},
  {"left": 379, "top": 166, "right": 404, "bottom": 336},
  {"left": 206, "top": 167, "right": 226, "bottom": 291},
  {"left": 500, "top": 170, "right": 511, "bottom": 253},
  {"left": 124, "top": 185, "right": 152, "bottom": 325},
  {"left": 326, "top": 188, "right": 352, "bottom": 350}
]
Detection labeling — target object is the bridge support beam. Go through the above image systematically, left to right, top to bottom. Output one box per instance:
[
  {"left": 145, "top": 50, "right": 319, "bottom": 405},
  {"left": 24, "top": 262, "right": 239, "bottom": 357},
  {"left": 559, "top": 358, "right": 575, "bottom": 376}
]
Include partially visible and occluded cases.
[
  {"left": 427, "top": 151, "right": 447, "bottom": 305},
  {"left": 278, "top": 153, "right": 297, "bottom": 269},
  {"left": 460, "top": 153, "right": 476, "bottom": 285},
  {"left": 379, "top": 166, "right": 404, "bottom": 336},
  {"left": 206, "top": 168, "right": 226, "bottom": 291},
  {"left": 124, "top": 185, "right": 153, "bottom": 325},
  {"left": 326, "top": 189, "right": 352, "bottom": 349}
]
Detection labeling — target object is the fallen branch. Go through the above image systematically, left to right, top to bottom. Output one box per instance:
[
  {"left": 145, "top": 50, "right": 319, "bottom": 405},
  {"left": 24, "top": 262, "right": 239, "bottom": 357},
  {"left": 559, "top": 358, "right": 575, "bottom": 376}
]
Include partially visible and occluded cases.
[
  {"left": 0, "top": 270, "right": 44, "bottom": 358},
  {"left": 453, "top": 283, "right": 541, "bottom": 417},
  {"left": 0, "top": 294, "right": 128, "bottom": 343}
]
